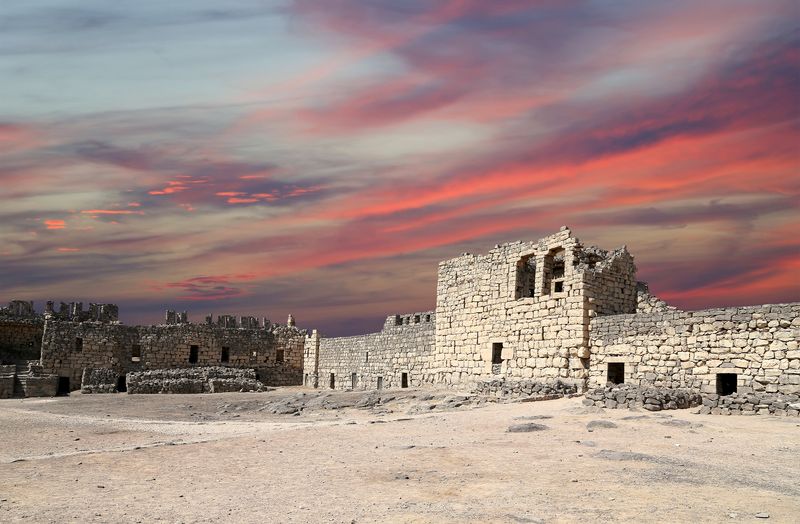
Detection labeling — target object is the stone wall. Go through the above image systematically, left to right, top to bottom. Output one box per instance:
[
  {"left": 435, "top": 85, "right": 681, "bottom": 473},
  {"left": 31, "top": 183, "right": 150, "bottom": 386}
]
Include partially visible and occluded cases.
[
  {"left": 431, "top": 227, "right": 636, "bottom": 389},
  {"left": 589, "top": 303, "right": 800, "bottom": 396},
  {"left": 304, "top": 312, "right": 435, "bottom": 390},
  {"left": 0, "top": 318, "right": 44, "bottom": 363},
  {"left": 41, "top": 319, "right": 306, "bottom": 391},
  {"left": 0, "top": 365, "right": 15, "bottom": 398},
  {"left": 127, "top": 367, "right": 265, "bottom": 394},
  {"left": 81, "top": 368, "right": 120, "bottom": 393}
]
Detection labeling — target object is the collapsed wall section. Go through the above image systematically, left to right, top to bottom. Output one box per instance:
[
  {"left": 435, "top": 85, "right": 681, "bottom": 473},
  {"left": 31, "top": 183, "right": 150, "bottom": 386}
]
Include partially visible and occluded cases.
[
  {"left": 589, "top": 303, "right": 800, "bottom": 396},
  {"left": 304, "top": 312, "right": 435, "bottom": 390}
]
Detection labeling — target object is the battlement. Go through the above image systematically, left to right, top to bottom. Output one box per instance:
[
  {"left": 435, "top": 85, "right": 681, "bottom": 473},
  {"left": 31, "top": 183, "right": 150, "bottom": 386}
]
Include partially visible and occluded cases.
[{"left": 384, "top": 311, "right": 435, "bottom": 330}]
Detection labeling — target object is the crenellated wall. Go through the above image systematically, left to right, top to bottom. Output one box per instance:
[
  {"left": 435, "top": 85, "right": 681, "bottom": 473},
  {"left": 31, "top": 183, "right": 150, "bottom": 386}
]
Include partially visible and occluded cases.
[{"left": 303, "top": 312, "right": 435, "bottom": 390}]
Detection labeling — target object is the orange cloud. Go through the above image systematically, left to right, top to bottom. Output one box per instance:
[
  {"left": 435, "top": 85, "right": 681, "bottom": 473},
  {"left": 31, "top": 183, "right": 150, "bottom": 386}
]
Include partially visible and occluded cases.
[{"left": 44, "top": 219, "right": 66, "bottom": 229}]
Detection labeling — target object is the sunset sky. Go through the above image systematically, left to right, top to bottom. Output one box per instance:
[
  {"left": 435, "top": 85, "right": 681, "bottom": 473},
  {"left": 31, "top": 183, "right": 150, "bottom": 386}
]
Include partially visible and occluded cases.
[{"left": 1, "top": 1, "right": 798, "bottom": 335}]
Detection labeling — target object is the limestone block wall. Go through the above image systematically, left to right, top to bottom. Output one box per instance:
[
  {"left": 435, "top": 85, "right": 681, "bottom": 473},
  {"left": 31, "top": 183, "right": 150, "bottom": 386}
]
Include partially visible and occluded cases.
[
  {"left": 432, "top": 227, "right": 637, "bottom": 388},
  {"left": 589, "top": 303, "right": 800, "bottom": 395},
  {"left": 304, "top": 312, "right": 435, "bottom": 390},
  {"left": 41, "top": 320, "right": 306, "bottom": 390}
]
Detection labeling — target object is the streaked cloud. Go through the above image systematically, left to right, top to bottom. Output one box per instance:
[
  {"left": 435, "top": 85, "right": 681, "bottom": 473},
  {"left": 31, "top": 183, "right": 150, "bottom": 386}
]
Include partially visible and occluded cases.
[{"left": 0, "top": 0, "right": 797, "bottom": 334}]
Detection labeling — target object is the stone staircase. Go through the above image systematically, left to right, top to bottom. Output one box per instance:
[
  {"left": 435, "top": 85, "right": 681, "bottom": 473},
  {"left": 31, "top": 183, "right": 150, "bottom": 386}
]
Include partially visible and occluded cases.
[{"left": 0, "top": 361, "right": 59, "bottom": 398}]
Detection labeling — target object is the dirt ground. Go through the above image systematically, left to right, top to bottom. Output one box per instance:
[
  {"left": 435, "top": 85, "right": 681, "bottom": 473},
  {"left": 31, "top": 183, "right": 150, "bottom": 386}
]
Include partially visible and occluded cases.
[{"left": 1, "top": 388, "right": 798, "bottom": 523}]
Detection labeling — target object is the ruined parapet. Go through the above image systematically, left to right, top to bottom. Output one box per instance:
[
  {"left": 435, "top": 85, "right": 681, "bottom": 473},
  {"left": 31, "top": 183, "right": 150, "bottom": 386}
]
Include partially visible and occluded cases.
[
  {"left": 635, "top": 281, "right": 676, "bottom": 313},
  {"left": 0, "top": 300, "right": 36, "bottom": 318},
  {"left": 46, "top": 301, "right": 118, "bottom": 322},
  {"left": 165, "top": 310, "right": 189, "bottom": 325},
  {"left": 385, "top": 312, "right": 435, "bottom": 330}
]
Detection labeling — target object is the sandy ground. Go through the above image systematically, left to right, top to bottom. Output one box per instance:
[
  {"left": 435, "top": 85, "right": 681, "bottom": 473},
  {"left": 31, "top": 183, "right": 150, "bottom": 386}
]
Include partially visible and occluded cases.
[{"left": 1, "top": 388, "right": 798, "bottom": 523}]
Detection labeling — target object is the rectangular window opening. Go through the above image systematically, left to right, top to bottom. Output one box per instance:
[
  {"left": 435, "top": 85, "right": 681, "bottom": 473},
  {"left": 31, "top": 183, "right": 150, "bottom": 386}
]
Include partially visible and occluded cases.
[
  {"left": 554, "top": 281, "right": 564, "bottom": 293},
  {"left": 75, "top": 337, "right": 83, "bottom": 352},
  {"left": 491, "top": 342, "right": 503, "bottom": 375},
  {"left": 491, "top": 343, "right": 503, "bottom": 364},
  {"left": 131, "top": 344, "right": 141, "bottom": 361},
  {"left": 189, "top": 345, "right": 199, "bottom": 364},
  {"left": 221, "top": 347, "right": 230, "bottom": 363},
  {"left": 276, "top": 349, "right": 284, "bottom": 363},
  {"left": 365, "top": 351, "right": 369, "bottom": 363},
  {"left": 607, "top": 362, "right": 625, "bottom": 385},
  {"left": 351, "top": 372, "right": 357, "bottom": 389},
  {"left": 401, "top": 372, "right": 409, "bottom": 388},
  {"left": 329, "top": 373, "right": 335, "bottom": 389},
  {"left": 716, "top": 373, "right": 738, "bottom": 396},
  {"left": 376, "top": 376, "right": 383, "bottom": 390}
]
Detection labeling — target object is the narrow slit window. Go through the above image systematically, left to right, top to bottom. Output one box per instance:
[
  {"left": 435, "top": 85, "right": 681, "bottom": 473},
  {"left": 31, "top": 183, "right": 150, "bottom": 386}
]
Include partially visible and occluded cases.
[
  {"left": 75, "top": 337, "right": 83, "bottom": 352},
  {"left": 189, "top": 345, "right": 199, "bottom": 364},
  {"left": 221, "top": 347, "right": 230, "bottom": 363},
  {"left": 401, "top": 372, "right": 409, "bottom": 388}
]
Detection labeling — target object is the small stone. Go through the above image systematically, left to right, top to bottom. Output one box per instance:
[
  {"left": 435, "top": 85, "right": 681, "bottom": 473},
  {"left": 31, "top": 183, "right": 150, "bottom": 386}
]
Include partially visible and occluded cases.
[{"left": 754, "top": 513, "right": 769, "bottom": 519}]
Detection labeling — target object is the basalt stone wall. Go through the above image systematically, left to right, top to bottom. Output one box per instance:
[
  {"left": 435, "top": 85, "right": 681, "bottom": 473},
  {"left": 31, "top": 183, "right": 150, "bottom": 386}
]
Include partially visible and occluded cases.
[
  {"left": 432, "top": 227, "right": 637, "bottom": 389},
  {"left": 589, "top": 303, "right": 800, "bottom": 395},
  {"left": 304, "top": 312, "right": 435, "bottom": 391},
  {"left": 0, "top": 318, "right": 44, "bottom": 363},
  {"left": 41, "top": 320, "right": 306, "bottom": 390},
  {"left": 0, "top": 365, "right": 15, "bottom": 398},
  {"left": 127, "top": 367, "right": 265, "bottom": 394},
  {"left": 81, "top": 368, "right": 119, "bottom": 393},
  {"left": 473, "top": 378, "right": 578, "bottom": 399},
  {"left": 585, "top": 384, "right": 702, "bottom": 411}
]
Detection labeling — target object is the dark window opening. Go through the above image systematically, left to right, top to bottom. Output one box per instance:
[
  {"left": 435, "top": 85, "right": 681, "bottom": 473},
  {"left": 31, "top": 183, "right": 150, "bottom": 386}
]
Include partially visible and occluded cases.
[
  {"left": 542, "top": 247, "right": 565, "bottom": 296},
  {"left": 515, "top": 254, "right": 536, "bottom": 299},
  {"left": 426, "top": 314, "right": 431, "bottom": 322},
  {"left": 394, "top": 315, "right": 402, "bottom": 326},
  {"left": 414, "top": 315, "right": 420, "bottom": 323},
  {"left": 75, "top": 337, "right": 83, "bottom": 352},
  {"left": 491, "top": 342, "right": 503, "bottom": 374},
  {"left": 491, "top": 343, "right": 503, "bottom": 364},
  {"left": 131, "top": 344, "right": 141, "bottom": 360},
  {"left": 189, "top": 345, "right": 199, "bottom": 364},
  {"left": 221, "top": 347, "right": 230, "bottom": 363},
  {"left": 276, "top": 349, "right": 284, "bottom": 363},
  {"left": 365, "top": 351, "right": 369, "bottom": 363},
  {"left": 607, "top": 362, "right": 625, "bottom": 385},
  {"left": 351, "top": 372, "right": 357, "bottom": 389},
  {"left": 401, "top": 372, "right": 409, "bottom": 388},
  {"left": 303, "top": 373, "right": 308, "bottom": 386},
  {"left": 329, "top": 373, "right": 335, "bottom": 389},
  {"left": 716, "top": 373, "right": 737, "bottom": 396},
  {"left": 116, "top": 375, "right": 127, "bottom": 393},
  {"left": 376, "top": 376, "right": 383, "bottom": 390},
  {"left": 57, "top": 377, "right": 70, "bottom": 396}
]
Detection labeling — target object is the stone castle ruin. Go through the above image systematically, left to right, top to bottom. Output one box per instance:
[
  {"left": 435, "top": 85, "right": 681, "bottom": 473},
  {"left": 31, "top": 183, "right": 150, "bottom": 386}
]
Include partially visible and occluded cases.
[{"left": 2, "top": 228, "right": 798, "bottom": 415}]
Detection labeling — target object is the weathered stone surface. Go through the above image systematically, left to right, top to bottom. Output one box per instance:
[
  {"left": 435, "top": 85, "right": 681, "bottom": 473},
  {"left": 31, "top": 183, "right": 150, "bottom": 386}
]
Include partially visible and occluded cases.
[{"left": 127, "top": 367, "right": 265, "bottom": 394}]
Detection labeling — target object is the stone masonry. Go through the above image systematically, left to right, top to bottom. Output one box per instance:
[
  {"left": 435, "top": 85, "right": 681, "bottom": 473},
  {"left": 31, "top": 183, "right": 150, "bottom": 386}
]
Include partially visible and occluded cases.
[{"left": 2, "top": 227, "right": 798, "bottom": 414}]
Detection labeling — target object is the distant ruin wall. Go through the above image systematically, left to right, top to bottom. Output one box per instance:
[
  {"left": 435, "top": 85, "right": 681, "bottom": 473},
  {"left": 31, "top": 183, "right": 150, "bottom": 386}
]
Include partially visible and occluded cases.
[
  {"left": 589, "top": 303, "right": 800, "bottom": 396},
  {"left": 304, "top": 312, "right": 435, "bottom": 390},
  {"left": 41, "top": 320, "right": 306, "bottom": 390}
]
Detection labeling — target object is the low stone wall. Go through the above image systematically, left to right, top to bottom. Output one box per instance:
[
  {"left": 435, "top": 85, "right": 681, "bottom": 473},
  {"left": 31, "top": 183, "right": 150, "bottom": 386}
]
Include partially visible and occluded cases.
[
  {"left": 0, "top": 365, "right": 15, "bottom": 398},
  {"left": 127, "top": 367, "right": 265, "bottom": 394},
  {"left": 81, "top": 368, "right": 119, "bottom": 393},
  {"left": 473, "top": 378, "right": 579, "bottom": 399},
  {"left": 585, "top": 384, "right": 701, "bottom": 411},
  {"left": 585, "top": 384, "right": 799, "bottom": 416},
  {"left": 698, "top": 392, "right": 800, "bottom": 416}
]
